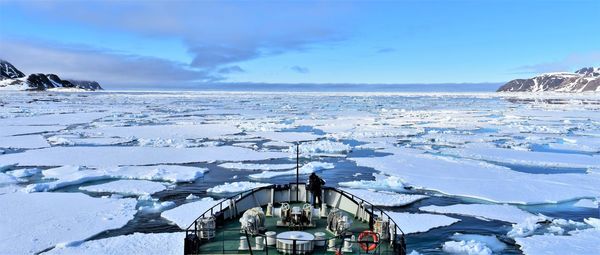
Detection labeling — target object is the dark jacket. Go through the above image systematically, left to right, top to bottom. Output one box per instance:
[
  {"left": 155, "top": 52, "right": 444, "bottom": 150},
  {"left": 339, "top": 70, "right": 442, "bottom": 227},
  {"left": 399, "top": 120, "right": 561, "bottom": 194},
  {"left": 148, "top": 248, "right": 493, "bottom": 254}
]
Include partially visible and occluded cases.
[{"left": 308, "top": 174, "right": 325, "bottom": 193}]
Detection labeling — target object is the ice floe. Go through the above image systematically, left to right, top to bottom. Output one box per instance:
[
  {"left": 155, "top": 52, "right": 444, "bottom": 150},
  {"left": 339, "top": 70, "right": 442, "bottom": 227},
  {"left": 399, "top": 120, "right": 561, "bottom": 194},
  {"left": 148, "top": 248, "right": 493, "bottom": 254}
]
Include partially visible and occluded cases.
[
  {"left": 85, "top": 124, "right": 240, "bottom": 141},
  {"left": 0, "top": 125, "right": 66, "bottom": 137},
  {"left": 249, "top": 131, "right": 321, "bottom": 142},
  {"left": 0, "top": 134, "right": 50, "bottom": 149},
  {"left": 293, "top": 140, "right": 351, "bottom": 156},
  {"left": 442, "top": 142, "right": 600, "bottom": 168},
  {"left": 0, "top": 146, "right": 287, "bottom": 167},
  {"left": 351, "top": 147, "right": 600, "bottom": 204},
  {"left": 248, "top": 161, "right": 334, "bottom": 179},
  {"left": 218, "top": 162, "right": 295, "bottom": 171},
  {"left": 25, "top": 165, "right": 208, "bottom": 192},
  {"left": 7, "top": 167, "right": 41, "bottom": 178},
  {"left": 0, "top": 172, "right": 18, "bottom": 185},
  {"left": 338, "top": 174, "right": 407, "bottom": 192},
  {"left": 80, "top": 180, "right": 167, "bottom": 196},
  {"left": 207, "top": 181, "right": 271, "bottom": 194},
  {"left": 341, "top": 188, "right": 427, "bottom": 206},
  {"left": 0, "top": 192, "right": 136, "bottom": 254},
  {"left": 161, "top": 197, "right": 229, "bottom": 229},
  {"left": 573, "top": 199, "right": 598, "bottom": 209},
  {"left": 419, "top": 204, "right": 536, "bottom": 223},
  {"left": 385, "top": 211, "right": 460, "bottom": 234},
  {"left": 515, "top": 228, "right": 600, "bottom": 255},
  {"left": 44, "top": 232, "right": 184, "bottom": 255},
  {"left": 444, "top": 233, "right": 506, "bottom": 254}
]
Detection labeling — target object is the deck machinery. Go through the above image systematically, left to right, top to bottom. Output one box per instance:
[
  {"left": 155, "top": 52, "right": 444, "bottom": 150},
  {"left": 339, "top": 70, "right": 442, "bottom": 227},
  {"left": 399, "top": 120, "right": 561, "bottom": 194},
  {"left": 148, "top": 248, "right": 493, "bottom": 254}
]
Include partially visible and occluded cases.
[{"left": 183, "top": 183, "right": 407, "bottom": 255}]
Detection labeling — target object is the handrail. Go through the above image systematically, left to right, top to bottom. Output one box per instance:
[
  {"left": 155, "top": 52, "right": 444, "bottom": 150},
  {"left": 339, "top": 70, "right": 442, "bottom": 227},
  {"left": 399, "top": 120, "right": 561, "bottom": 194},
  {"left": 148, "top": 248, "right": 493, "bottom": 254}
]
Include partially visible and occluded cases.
[{"left": 185, "top": 183, "right": 405, "bottom": 238}]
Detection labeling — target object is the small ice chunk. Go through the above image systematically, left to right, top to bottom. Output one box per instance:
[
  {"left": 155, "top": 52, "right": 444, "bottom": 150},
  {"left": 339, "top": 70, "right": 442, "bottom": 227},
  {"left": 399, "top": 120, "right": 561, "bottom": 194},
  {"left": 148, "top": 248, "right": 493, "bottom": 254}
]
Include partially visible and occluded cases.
[
  {"left": 291, "top": 140, "right": 351, "bottom": 156},
  {"left": 339, "top": 174, "right": 407, "bottom": 192},
  {"left": 207, "top": 181, "right": 271, "bottom": 194},
  {"left": 185, "top": 194, "right": 199, "bottom": 200},
  {"left": 507, "top": 215, "right": 549, "bottom": 238},
  {"left": 449, "top": 233, "right": 506, "bottom": 252},
  {"left": 442, "top": 240, "right": 492, "bottom": 255}
]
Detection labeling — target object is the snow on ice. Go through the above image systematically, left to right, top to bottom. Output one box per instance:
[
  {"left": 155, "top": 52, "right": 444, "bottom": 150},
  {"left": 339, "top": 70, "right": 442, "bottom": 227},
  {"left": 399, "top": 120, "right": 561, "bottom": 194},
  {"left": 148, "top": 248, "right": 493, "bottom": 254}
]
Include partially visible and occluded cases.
[
  {"left": 0, "top": 146, "right": 287, "bottom": 167},
  {"left": 249, "top": 161, "right": 334, "bottom": 179},
  {"left": 218, "top": 162, "right": 296, "bottom": 171},
  {"left": 80, "top": 180, "right": 167, "bottom": 196},
  {"left": 207, "top": 181, "right": 271, "bottom": 194},
  {"left": 341, "top": 188, "right": 427, "bottom": 206},
  {"left": 0, "top": 192, "right": 136, "bottom": 254},
  {"left": 161, "top": 197, "right": 229, "bottom": 229},
  {"left": 420, "top": 204, "right": 536, "bottom": 223},
  {"left": 385, "top": 211, "right": 460, "bottom": 234},
  {"left": 44, "top": 232, "right": 184, "bottom": 255}
]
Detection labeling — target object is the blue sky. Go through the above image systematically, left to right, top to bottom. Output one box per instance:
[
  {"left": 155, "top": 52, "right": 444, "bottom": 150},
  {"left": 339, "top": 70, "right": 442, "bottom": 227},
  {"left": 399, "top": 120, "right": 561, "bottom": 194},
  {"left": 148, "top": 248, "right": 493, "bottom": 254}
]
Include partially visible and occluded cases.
[{"left": 1, "top": 0, "right": 599, "bottom": 88}]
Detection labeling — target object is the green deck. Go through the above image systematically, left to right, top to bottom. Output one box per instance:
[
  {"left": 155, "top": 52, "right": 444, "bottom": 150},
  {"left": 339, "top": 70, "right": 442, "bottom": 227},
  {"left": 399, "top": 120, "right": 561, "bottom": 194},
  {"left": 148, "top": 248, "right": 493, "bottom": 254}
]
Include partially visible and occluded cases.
[{"left": 197, "top": 204, "right": 395, "bottom": 254}]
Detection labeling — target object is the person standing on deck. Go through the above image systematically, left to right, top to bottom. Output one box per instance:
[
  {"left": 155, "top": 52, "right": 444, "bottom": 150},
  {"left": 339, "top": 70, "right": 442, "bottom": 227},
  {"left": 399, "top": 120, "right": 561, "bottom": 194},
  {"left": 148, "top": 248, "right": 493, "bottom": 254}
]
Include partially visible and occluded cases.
[{"left": 308, "top": 173, "right": 325, "bottom": 208}]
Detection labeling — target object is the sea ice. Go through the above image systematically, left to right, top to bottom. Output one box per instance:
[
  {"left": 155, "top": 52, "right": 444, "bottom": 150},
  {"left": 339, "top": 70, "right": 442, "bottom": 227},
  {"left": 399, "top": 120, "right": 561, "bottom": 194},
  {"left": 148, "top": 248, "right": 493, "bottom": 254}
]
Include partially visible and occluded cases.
[
  {"left": 0, "top": 112, "right": 107, "bottom": 126},
  {"left": 85, "top": 124, "right": 240, "bottom": 141},
  {"left": 0, "top": 125, "right": 66, "bottom": 137},
  {"left": 249, "top": 131, "right": 321, "bottom": 143},
  {"left": 0, "top": 134, "right": 49, "bottom": 149},
  {"left": 293, "top": 140, "right": 351, "bottom": 156},
  {"left": 442, "top": 142, "right": 600, "bottom": 168},
  {"left": 0, "top": 146, "right": 287, "bottom": 167},
  {"left": 351, "top": 147, "right": 600, "bottom": 204},
  {"left": 218, "top": 162, "right": 296, "bottom": 171},
  {"left": 248, "top": 162, "right": 334, "bottom": 179},
  {"left": 7, "top": 167, "right": 41, "bottom": 178},
  {"left": 0, "top": 172, "right": 18, "bottom": 185},
  {"left": 338, "top": 174, "right": 407, "bottom": 192},
  {"left": 80, "top": 180, "right": 167, "bottom": 196},
  {"left": 207, "top": 181, "right": 271, "bottom": 194},
  {"left": 341, "top": 188, "right": 427, "bottom": 206},
  {"left": 0, "top": 192, "right": 136, "bottom": 254},
  {"left": 161, "top": 197, "right": 229, "bottom": 229},
  {"left": 573, "top": 199, "right": 598, "bottom": 209},
  {"left": 419, "top": 204, "right": 536, "bottom": 223},
  {"left": 385, "top": 211, "right": 460, "bottom": 234},
  {"left": 515, "top": 228, "right": 600, "bottom": 255},
  {"left": 43, "top": 232, "right": 184, "bottom": 255},
  {"left": 448, "top": 233, "right": 506, "bottom": 252},
  {"left": 442, "top": 240, "right": 493, "bottom": 255}
]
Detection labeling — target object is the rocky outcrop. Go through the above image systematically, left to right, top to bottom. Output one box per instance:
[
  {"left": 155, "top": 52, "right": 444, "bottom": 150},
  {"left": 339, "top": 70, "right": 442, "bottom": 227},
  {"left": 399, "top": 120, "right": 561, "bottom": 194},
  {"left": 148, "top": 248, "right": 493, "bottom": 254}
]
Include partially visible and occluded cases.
[
  {"left": 0, "top": 59, "right": 102, "bottom": 91},
  {"left": 0, "top": 60, "right": 26, "bottom": 80},
  {"left": 498, "top": 67, "right": 600, "bottom": 92}
]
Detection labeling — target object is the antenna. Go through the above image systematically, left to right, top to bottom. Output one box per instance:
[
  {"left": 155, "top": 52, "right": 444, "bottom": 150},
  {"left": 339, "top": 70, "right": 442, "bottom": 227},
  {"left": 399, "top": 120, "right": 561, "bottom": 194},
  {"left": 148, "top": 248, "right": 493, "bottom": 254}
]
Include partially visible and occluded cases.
[{"left": 296, "top": 142, "right": 299, "bottom": 201}]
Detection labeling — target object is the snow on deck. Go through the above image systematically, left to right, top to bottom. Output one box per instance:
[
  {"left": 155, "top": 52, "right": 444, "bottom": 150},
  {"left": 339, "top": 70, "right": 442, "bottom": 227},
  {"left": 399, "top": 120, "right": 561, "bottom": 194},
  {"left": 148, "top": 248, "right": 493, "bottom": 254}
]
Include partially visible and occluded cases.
[
  {"left": 0, "top": 192, "right": 136, "bottom": 254},
  {"left": 44, "top": 232, "right": 184, "bottom": 255}
]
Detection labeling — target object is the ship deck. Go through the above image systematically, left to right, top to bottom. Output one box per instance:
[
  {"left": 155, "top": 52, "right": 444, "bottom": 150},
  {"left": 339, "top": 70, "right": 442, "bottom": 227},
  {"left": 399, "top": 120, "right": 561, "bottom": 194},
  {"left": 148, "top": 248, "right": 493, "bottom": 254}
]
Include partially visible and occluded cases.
[{"left": 197, "top": 204, "right": 397, "bottom": 255}]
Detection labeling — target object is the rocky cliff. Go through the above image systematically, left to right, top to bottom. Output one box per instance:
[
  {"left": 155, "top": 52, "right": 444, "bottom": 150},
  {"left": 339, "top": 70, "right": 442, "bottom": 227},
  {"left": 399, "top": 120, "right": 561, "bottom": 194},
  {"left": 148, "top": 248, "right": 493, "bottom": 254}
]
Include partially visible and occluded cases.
[
  {"left": 0, "top": 60, "right": 103, "bottom": 91},
  {"left": 497, "top": 67, "right": 600, "bottom": 92}
]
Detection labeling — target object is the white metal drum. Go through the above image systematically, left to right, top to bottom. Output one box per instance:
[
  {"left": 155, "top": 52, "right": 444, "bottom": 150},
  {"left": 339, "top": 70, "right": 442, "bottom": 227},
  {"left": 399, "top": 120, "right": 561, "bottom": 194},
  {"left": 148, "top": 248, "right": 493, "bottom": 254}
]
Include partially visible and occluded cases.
[
  {"left": 265, "top": 231, "right": 277, "bottom": 246},
  {"left": 276, "top": 231, "right": 315, "bottom": 254}
]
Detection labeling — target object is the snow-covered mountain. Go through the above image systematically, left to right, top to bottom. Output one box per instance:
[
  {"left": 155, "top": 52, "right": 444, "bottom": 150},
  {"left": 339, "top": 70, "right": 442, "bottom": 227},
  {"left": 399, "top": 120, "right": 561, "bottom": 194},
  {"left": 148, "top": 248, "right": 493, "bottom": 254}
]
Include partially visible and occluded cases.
[
  {"left": 0, "top": 59, "right": 102, "bottom": 91},
  {"left": 497, "top": 67, "right": 600, "bottom": 92}
]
